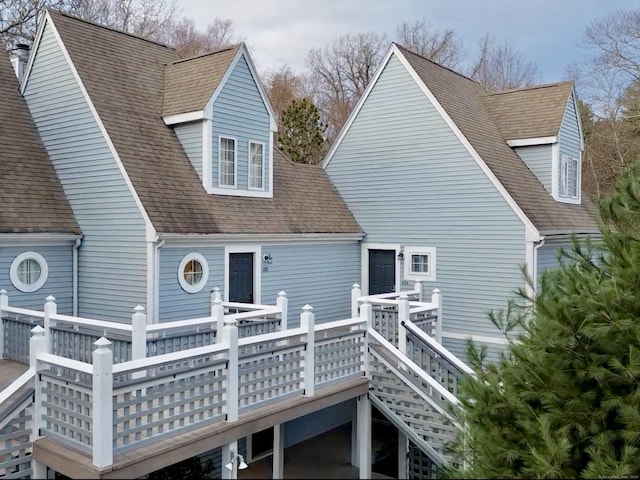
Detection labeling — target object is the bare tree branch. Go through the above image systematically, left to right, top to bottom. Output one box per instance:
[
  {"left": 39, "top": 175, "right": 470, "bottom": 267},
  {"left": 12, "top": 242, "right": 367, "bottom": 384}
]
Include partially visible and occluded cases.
[{"left": 395, "top": 19, "right": 463, "bottom": 69}]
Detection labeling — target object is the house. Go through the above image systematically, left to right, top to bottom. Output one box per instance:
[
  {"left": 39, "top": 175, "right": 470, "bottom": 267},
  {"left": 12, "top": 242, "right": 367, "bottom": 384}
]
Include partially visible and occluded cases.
[
  {"left": 20, "top": 10, "right": 363, "bottom": 325},
  {"left": 0, "top": 11, "right": 600, "bottom": 478},
  {"left": 323, "top": 44, "right": 598, "bottom": 360},
  {"left": 0, "top": 51, "right": 79, "bottom": 314}
]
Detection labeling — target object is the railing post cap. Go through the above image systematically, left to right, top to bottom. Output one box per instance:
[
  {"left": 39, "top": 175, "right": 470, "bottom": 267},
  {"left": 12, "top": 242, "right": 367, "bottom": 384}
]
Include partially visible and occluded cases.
[
  {"left": 352, "top": 283, "right": 360, "bottom": 289},
  {"left": 212, "top": 286, "right": 220, "bottom": 293},
  {"left": 432, "top": 288, "right": 441, "bottom": 294},
  {"left": 0, "top": 289, "right": 6, "bottom": 295},
  {"left": 277, "top": 290, "right": 287, "bottom": 296},
  {"left": 399, "top": 293, "right": 409, "bottom": 300},
  {"left": 45, "top": 295, "right": 56, "bottom": 302},
  {"left": 302, "top": 304, "right": 313, "bottom": 312},
  {"left": 133, "top": 305, "right": 146, "bottom": 313},
  {"left": 224, "top": 316, "right": 237, "bottom": 326},
  {"left": 31, "top": 325, "right": 45, "bottom": 335},
  {"left": 94, "top": 337, "right": 112, "bottom": 348}
]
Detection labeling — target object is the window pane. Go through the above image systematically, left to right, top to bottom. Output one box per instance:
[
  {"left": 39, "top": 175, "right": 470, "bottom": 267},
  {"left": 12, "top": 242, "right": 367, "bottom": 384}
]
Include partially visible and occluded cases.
[
  {"left": 220, "top": 138, "right": 235, "bottom": 186},
  {"left": 249, "top": 142, "right": 263, "bottom": 189},
  {"left": 560, "top": 156, "right": 568, "bottom": 197},
  {"left": 570, "top": 157, "right": 579, "bottom": 198},
  {"left": 411, "top": 254, "right": 429, "bottom": 274},
  {"left": 18, "top": 258, "right": 41, "bottom": 285},
  {"left": 184, "top": 259, "right": 203, "bottom": 285}
]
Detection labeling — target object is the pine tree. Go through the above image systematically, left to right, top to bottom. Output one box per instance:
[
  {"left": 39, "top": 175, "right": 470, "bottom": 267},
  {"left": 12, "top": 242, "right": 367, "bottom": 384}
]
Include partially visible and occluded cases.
[
  {"left": 277, "top": 98, "right": 327, "bottom": 165},
  {"left": 445, "top": 162, "right": 640, "bottom": 478}
]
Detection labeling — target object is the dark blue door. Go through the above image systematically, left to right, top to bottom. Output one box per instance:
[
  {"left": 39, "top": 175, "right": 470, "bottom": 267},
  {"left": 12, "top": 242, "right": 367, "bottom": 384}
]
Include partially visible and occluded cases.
[
  {"left": 369, "top": 249, "right": 395, "bottom": 295},
  {"left": 229, "top": 253, "right": 254, "bottom": 303}
]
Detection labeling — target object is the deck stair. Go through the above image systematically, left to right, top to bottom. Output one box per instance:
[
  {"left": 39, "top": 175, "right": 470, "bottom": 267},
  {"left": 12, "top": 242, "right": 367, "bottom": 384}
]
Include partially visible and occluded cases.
[{"left": 0, "top": 284, "right": 473, "bottom": 479}]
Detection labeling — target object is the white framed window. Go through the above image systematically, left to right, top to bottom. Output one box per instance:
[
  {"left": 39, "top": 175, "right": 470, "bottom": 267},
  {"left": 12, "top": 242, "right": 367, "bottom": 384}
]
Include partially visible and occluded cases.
[
  {"left": 219, "top": 136, "right": 236, "bottom": 187},
  {"left": 248, "top": 141, "right": 265, "bottom": 190},
  {"left": 560, "top": 155, "right": 579, "bottom": 199},
  {"left": 403, "top": 247, "right": 436, "bottom": 282},
  {"left": 10, "top": 251, "right": 49, "bottom": 293},
  {"left": 178, "top": 253, "right": 209, "bottom": 294}
]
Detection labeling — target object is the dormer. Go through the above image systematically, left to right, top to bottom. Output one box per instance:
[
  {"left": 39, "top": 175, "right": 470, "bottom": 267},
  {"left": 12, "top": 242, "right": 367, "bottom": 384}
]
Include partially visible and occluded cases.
[
  {"left": 162, "top": 43, "right": 277, "bottom": 198},
  {"left": 484, "top": 82, "right": 583, "bottom": 205}
]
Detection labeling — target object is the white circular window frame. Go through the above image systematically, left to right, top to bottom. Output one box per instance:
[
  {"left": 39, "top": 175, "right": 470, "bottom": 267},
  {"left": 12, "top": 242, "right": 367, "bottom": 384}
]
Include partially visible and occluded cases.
[
  {"left": 10, "top": 251, "right": 49, "bottom": 293},
  {"left": 178, "top": 253, "right": 209, "bottom": 294}
]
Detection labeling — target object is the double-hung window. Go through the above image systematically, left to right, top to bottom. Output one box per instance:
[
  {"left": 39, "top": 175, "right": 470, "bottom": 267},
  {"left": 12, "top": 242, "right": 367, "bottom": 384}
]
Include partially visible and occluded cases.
[
  {"left": 219, "top": 137, "right": 236, "bottom": 187},
  {"left": 249, "top": 141, "right": 264, "bottom": 190},
  {"left": 560, "top": 155, "right": 579, "bottom": 199},
  {"left": 403, "top": 246, "right": 436, "bottom": 282}
]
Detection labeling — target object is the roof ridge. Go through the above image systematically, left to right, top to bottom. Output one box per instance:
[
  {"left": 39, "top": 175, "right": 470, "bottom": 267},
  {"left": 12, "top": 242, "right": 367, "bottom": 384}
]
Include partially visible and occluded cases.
[
  {"left": 47, "top": 8, "right": 175, "bottom": 50},
  {"left": 393, "top": 42, "right": 480, "bottom": 86},
  {"left": 169, "top": 43, "right": 241, "bottom": 64},
  {"left": 486, "top": 80, "right": 573, "bottom": 96}
]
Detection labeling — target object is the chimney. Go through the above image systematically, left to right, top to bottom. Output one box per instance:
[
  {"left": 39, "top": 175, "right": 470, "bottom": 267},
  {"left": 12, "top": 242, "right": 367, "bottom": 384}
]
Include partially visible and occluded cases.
[{"left": 10, "top": 43, "right": 30, "bottom": 83}]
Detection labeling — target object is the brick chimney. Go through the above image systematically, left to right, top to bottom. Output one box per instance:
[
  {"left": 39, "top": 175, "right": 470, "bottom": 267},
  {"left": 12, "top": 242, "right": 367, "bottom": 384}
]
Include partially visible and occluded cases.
[{"left": 10, "top": 43, "right": 30, "bottom": 83}]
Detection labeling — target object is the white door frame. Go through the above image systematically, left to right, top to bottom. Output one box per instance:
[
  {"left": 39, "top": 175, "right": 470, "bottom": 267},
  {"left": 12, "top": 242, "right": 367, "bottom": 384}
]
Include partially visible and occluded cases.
[{"left": 361, "top": 242, "right": 402, "bottom": 295}]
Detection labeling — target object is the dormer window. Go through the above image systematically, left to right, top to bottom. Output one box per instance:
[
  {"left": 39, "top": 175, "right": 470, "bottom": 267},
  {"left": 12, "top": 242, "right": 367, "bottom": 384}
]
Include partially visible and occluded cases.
[
  {"left": 219, "top": 136, "right": 236, "bottom": 187},
  {"left": 249, "top": 141, "right": 264, "bottom": 190},
  {"left": 560, "top": 155, "right": 579, "bottom": 199}
]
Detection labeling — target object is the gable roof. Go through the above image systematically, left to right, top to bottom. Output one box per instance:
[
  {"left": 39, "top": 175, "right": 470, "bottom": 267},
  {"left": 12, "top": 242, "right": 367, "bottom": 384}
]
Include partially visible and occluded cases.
[
  {"left": 44, "top": 11, "right": 361, "bottom": 236},
  {"left": 394, "top": 44, "right": 596, "bottom": 234},
  {"left": 162, "top": 45, "right": 240, "bottom": 117},
  {"left": 0, "top": 53, "right": 79, "bottom": 234},
  {"left": 483, "top": 81, "right": 573, "bottom": 141}
]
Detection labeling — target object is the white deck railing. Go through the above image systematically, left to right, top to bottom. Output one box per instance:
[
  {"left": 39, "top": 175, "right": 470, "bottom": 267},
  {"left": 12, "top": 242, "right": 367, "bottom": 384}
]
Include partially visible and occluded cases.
[
  {"left": 0, "top": 288, "right": 288, "bottom": 366},
  {"left": 26, "top": 305, "right": 368, "bottom": 469}
]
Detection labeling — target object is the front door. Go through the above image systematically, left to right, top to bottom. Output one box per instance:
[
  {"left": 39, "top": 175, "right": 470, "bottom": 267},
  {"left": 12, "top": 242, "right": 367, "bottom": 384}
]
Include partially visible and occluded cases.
[
  {"left": 368, "top": 249, "right": 396, "bottom": 295},
  {"left": 229, "top": 253, "right": 254, "bottom": 303}
]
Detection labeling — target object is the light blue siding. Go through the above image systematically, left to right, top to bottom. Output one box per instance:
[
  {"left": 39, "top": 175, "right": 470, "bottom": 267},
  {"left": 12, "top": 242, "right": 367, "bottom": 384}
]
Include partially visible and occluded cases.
[
  {"left": 23, "top": 22, "right": 147, "bottom": 321},
  {"left": 326, "top": 54, "right": 526, "bottom": 339},
  {"left": 211, "top": 55, "right": 270, "bottom": 192},
  {"left": 558, "top": 91, "right": 582, "bottom": 194},
  {"left": 174, "top": 121, "right": 203, "bottom": 180},
  {"left": 515, "top": 145, "right": 552, "bottom": 192},
  {"left": 537, "top": 238, "right": 574, "bottom": 285},
  {"left": 158, "top": 242, "right": 359, "bottom": 323},
  {"left": 261, "top": 242, "right": 360, "bottom": 325},
  {"left": 0, "top": 245, "right": 73, "bottom": 313},
  {"left": 158, "top": 246, "right": 224, "bottom": 321},
  {"left": 284, "top": 400, "right": 355, "bottom": 448}
]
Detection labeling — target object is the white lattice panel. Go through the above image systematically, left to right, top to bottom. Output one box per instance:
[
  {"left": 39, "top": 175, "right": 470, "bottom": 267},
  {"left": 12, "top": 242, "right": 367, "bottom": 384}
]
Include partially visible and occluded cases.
[{"left": 314, "top": 333, "right": 364, "bottom": 386}]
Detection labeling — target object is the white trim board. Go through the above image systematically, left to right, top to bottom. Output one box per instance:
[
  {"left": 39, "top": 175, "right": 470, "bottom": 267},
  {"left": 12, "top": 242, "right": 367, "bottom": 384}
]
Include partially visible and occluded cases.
[
  {"left": 162, "top": 110, "right": 205, "bottom": 125},
  {"left": 506, "top": 136, "right": 557, "bottom": 147},
  {"left": 0, "top": 233, "right": 81, "bottom": 247},
  {"left": 159, "top": 233, "right": 364, "bottom": 246},
  {"left": 360, "top": 243, "right": 402, "bottom": 295},
  {"left": 224, "top": 245, "right": 262, "bottom": 304},
  {"left": 441, "top": 331, "right": 510, "bottom": 346}
]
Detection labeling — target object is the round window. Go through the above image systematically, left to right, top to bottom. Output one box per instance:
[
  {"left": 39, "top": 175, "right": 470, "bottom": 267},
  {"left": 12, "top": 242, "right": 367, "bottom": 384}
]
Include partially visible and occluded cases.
[
  {"left": 10, "top": 252, "right": 49, "bottom": 293},
  {"left": 178, "top": 253, "right": 209, "bottom": 293}
]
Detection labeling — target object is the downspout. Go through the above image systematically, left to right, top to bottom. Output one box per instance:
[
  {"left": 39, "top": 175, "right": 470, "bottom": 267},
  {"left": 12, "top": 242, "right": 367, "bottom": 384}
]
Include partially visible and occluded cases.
[
  {"left": 72, "top": 236, "right": 82, "bottom": 316},
  {"left": 154, "top": 238, "right": 165, "bottom": 324},
  {"left": 532, "top": 238, "right": 546, "bottom": 293}
]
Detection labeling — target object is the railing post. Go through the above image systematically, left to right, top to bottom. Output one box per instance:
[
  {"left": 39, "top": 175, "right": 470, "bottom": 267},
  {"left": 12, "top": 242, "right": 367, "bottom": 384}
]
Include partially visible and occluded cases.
[
  {"left": 414, "top": 281, "right": 423, "bottom": 302},
  {"left": 351, "top": 283, "right": 362, "bottom": 319},
  {"left": 211, "top": 287, "right": 222, "bottom": 311},
  {"left": 432, "top": 288, "right": 442, "bottom": 343},
  {"left": 0, "top": 289, "right": 7, "bottom": 359},
  {"left": 276, "top": 291, "right": 288, "bottom": 331},
  {"left": 398, "top": 294, "right": 409, "bottom": 355},
  {"left": 43, "top": 295, "right": 56, "bottom": 352},
  {"left": 212, "top": 296, "right": 225, "bottom": 344},
  {"left": 361, "top": 301, "right": 372, "bottom": 378},
  {"left": 131, "top": 305, "right": 146, "bottom": 379},
  {"left": 301, "top": 305, "right": 315, "bottom": 397},
  {"left": 222, "top": 317, "right": 239, "bottom": 422},
  {"left": 29, "top": 325, "right": 47, "bottom": 479},
  {"left": 92, "top": 337, "right": 113, "bottom": 469}
]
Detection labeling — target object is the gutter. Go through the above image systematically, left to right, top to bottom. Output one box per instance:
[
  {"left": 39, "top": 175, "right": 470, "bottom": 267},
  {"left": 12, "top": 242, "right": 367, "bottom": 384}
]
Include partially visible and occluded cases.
[{"left": 72, "top": 236, "right": 83, "bottom": 316}]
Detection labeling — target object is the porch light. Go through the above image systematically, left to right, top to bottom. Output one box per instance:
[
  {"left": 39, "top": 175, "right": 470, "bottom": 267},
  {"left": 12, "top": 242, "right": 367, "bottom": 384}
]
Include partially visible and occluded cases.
[{"left": 224, "top": 453, "right": 248, "bottom": 471}]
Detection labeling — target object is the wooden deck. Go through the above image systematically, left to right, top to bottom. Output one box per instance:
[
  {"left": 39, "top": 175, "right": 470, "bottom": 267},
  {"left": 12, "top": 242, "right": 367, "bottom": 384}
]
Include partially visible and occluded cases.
[
  {"left": 0, "top": 360, "right": 28, "bottom": 391},
  {"left": 34, "top": 377, "right": 369, "bottom": 479}
]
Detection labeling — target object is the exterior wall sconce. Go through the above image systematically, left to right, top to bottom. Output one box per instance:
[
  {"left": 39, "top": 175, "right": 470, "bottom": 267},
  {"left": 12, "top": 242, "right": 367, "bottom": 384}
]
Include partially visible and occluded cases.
[
  {"left": 262, "top": 253, "right": 273, "bottom": 264},
  {"left": 224, "top": 452, "right": 248, "bottom": 471}
]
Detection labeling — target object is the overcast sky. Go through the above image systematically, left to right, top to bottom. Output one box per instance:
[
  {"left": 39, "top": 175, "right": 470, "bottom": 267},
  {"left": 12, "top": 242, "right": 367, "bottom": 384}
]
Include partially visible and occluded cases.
[{"left": 176, "top": 0, "right": 626, "bottom": 83}]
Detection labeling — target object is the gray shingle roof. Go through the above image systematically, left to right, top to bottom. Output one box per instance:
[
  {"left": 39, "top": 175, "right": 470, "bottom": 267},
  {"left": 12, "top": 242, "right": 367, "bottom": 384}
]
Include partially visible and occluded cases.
[
  {"left": 48, "top": 11, "right": 361, "bottom": 235},
  {"left": 396, "top": 45, "right": 597, "bottom": 233},
  {"left": 162, "top": 46, "right": 240, "bottom": 117},
  {"left": 0, "top": 53, "right": 79, "bottom": 234},
  {"left": 484, "top": 82, "right": 573, "bottom": 140}
]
